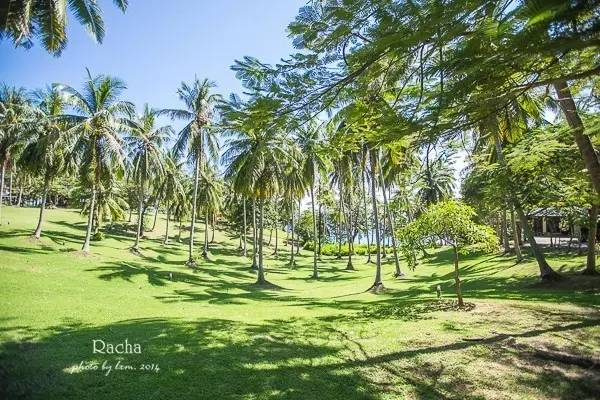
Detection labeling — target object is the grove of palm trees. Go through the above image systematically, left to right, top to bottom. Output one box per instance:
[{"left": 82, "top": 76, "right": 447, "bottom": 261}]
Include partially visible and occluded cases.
[{"left": 1, "top": 1, "right": 599, "bottom": 399}]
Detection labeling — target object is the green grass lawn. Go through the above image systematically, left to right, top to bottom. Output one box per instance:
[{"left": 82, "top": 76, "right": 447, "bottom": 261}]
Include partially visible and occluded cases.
[{"left": 0, "top": 206, "right": 599, "bottom": 400}]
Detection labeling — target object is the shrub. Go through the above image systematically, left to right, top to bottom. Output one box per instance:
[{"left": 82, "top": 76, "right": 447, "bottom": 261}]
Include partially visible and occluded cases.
[
  {"left": 92, "top": 231, "right": 105, "bottom": 241},
  {"left": 303, "top": 241, "right": 377, "bottom": 256},
  {"left": 354, "top": 244, "right": 376, "bottom": 255}
]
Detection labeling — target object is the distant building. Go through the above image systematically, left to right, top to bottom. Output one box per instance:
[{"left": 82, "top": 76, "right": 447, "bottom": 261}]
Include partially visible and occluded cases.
[{"left": 527, "top": 207, "right": 599, "bottom": 241}]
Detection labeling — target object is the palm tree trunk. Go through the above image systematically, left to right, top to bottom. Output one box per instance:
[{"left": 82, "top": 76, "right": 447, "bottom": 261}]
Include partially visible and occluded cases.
[
  {"left": 553, "top": 80, "right": 600, "bottom": 196},
  {"left": 493, "top": 134, "right": 559, "bottom": 280},
  {"left": 369, "top": 150, "right": 383, "bottom": 291},
  {"left": 187, "top": 156, "right": 200, "bottom": 267},
  {"left": 0, "top": 160, "right": 5, "bottom": 224},
  {"left": 378, "top": 161, "right": 402, "bottom": 277},
  {"left": 361, "top": 163, "right": 372, "bottom": 263},
  {"left": 336, "top": 165, "right": 344, "bottom": 260},
  {"left": 8, "top": 168, "right": 13, "bottom": 205},
  {"left": 337, "top": 175, "right": 343, "bottom": 259},
  {"left": 33, "top": 179, "right": 50, "bottom": 239},
  {"left": 133, "top": 179, "right": 144, "bottom": 251},
  {"left": 17, "top": 182, "right": 23, "bottom": 207},
  {"left": 310, "top": 182, "right": 319, "bottom": 279},
  {"left": 82, "top": 184, "right": 97, "bottom": 253},
  {"left": 346, "top": 191, "right": 355, "bottom": 270},
  {"left": 256, "top": 197, "right": 267, "bottom": 284},
  {"left": 251, "top": 198, "right": 258, "bottom": 270},
  {"left": 289, "top": 198, "right": 296, "bottom": 267},
  {"left": 296, "top": 198, "right": 301, "bottom": 255},
  {"left": 242, "top": 199, "right": 248, "bottom": 256},
  {"left": 92, "top": 202, "right": 100, "bottom": 234},
  {"left": 151, "top": 202, "right": 159, "bottom": 231},
  {"left": 163, "top": 202, "right": 170, "bottom": 245},
  {"left": 318, "top": 202, "right": 323, "bottom": 261},
  {"left": 381, "top": 204, "right": 387, "bottom": 258},
  {"left": 584, "top": 205, "right": 598, "bottom": 275},
  {"left": 128, "top": 207, "right": 132, "bottom": 222},
  {"left": 515, "top": 207, "right": 560, "bottom": 280},
  {"left": 510, "top": 208, "right": 523, "bottom": 262},
  {"left": 501, "top": 209, "right": 510, "bottom": 253},
  {"left": 202, "top": 212, "right": 209, "bottom": 258},
  {"left": 211, "top": 214, "right": 215, "bottom": 243},
  {"left": 177, "top": 218, "right": 182, "bottom": 242},
  {"left": 273, "top": 225, "right": 278, "bottom": 256},
  {"left": 268, "top": 228, "right": 273, "bottom": 246},
  {"left": 452, "top": 245, "right": 464, "bottom": 307}
]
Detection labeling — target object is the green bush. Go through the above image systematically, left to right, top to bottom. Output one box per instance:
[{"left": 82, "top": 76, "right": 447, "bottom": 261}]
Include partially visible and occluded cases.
[
  {"left": 92, "top": 231, "right": 105, "bottom": 241},
  {"left": 303, "top": 241, "right": 377, "bottom": 256},
  {"left": 354, "top": 244, "right": 377, "bottom": 255}
]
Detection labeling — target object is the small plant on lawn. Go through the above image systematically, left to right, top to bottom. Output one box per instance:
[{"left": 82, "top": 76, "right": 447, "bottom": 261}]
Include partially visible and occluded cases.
[{"left": 399, "top": 200, "right": 498, "bottom": 307}]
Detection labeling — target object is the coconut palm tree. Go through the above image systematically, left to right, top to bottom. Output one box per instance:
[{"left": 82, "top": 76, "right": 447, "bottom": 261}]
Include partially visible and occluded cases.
[
  {"left": 0, "top": 0, "right": 128, "bottom": 55},
  {"left": 58, "top": 69, "right": 133, "bottom": 253},
  {"left": 160, "top": 78, "right": 222, "bottom": 267},
  {"left": 0, "top": 84, "right": 31, "bottom": 224},
  {"left": 19, "top": 86, "right": 71, "bottom": 238},
  {"left": 125, "top": 104, "right": 170, "bottom": 252},
  {"left": 296, "top": 121, "right": 328, "bottom": 279},
  {"left": 223, "top": 122, "right": 288, "bottom": 284},
  {"left": 379, "top": 141, "right": 415, "bottom": 277},
  {"left": 282, "top": 146, "right": 304, "bottom": 267},
  {"left": 368, "top": 147, "right": 384, "bottom": 292},
  {"left": 160, "top": 154, "right": 185, "bottom": 245},
  {"left": 416, "top": 154, "right": 455, "bottom": 207},
  {"left": 197, "top": 166, "right": 222, "bottom": 257},
  {"left": 80, "top": 179, "right": 128, "bottom": 232},
  {"left": 172, "top": 179, "right": 192, "bottom": 244}
]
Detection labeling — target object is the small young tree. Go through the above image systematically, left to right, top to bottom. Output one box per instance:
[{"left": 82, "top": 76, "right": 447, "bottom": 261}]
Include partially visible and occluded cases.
[{"left": 399, "top": 200, "right": 498, "bottom": 307}]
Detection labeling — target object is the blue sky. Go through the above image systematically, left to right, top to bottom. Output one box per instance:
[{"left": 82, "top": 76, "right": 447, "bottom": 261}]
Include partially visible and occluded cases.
[{"left": 0, "top": 0, "right": 305, "bottom": 117}]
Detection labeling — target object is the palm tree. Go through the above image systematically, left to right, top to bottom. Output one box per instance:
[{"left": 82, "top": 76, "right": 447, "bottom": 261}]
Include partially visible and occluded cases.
[
  {"left": 0, "top": 0, "right": 128, "bottom": 55},
  {"left": 58, "top": 70, "right": 133, "bottom": 253},
  {"left": 160, "top": 78, "right": 222, "bottom": 267},
  {"left": 0, "top": 85, "right": 30, "bottom": 224},
  {"left": 19, "top": 86, "right": 71, "bottom": 238},
  {"left": 475, "top": 92, "right": 560, "bottom": 280},
  {"left": 125, "top": 104, "right": 170, "bottom": 253},
  {"left": 297, "top": 121, "right": 328, "bottom": 279},
  {"left": 223, "top": 123, "right": 288, "bottom": 285},
  {"left": 380, "top": 142, "right": 414, "bottom": 277},
  {"left": 360, "top": 145, "right": 372, "bottom": 264},
  {"left": 282, "top": 147, "right": 305, "bottom": 267},
  {"left": 368, "top": 147, "right": 384, "bottom": 292},
  {"left": 416, "top": 153, "right": 455, "bottom": 207},
  {"left": 160, "top": 154, "right": 185, "bottom": 245},
  {"left": 197, "top": 166, "right": 222, "bottom": 257},
  {"left": 172, "top": 179, "right": 192, "bottom": 244},
  {"left": 81, "top": 180, "right": 128, "bottom": 232}
]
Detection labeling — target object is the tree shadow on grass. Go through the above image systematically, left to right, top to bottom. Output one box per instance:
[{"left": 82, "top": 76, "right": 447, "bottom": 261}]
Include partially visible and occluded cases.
[
  {"left": 87, "top": 262, "right": 200, "bottom": 287},
  {"left": 386, "top": 271, "right": 600, "bottom": 306},
  {"left": 1, "top": 314, "right": 598, "bottom": 400},
  {"left": 0, "top": 317, "right": 379, "bottom": 400}
]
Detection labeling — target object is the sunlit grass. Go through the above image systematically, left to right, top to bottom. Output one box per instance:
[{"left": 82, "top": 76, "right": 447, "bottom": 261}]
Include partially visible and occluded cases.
[{"left": 0, "top": 206, "right": 598, "bottom": 399}]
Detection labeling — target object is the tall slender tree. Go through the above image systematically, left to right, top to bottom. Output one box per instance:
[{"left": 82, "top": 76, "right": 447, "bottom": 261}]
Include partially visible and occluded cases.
[
  {"left": 58, "top": 70, "right": 133, "bottom": 253},
  {"left": 160, "top": 78, "right": 222, "bottom": 267},
  {"left": 0, "top": 85, "right": 30, "bottom": 224},
  {"left": 20, "top": 86, "right": 71, "bottom": 238},
  {"left": 125, "top": 104, "right": 170, "bottom": 253},
  {"left": 297, "top": 121, "right": 328, "bottom": 279},
  {"left": 161, "top": 154, "right": 185, "bottom": 245}
]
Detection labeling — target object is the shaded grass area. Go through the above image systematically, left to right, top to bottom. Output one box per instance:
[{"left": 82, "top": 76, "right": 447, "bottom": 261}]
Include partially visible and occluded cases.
[{"left": 0, "top": 206, "right": 599, "bottom": 399}]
